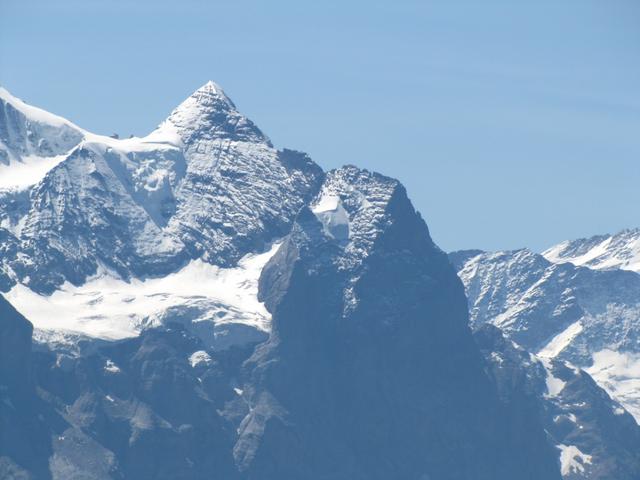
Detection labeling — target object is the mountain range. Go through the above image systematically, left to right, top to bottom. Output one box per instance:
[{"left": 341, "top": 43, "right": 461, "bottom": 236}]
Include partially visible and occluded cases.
[
  {"left": 1, "top": 83, "right": 638, "bottom": 479},
  {"left": 452, "top": 231, "right": 640, "bottom": 423}
]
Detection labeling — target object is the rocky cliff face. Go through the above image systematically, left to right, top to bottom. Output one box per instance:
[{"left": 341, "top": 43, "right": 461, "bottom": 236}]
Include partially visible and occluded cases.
[
  {"left": 234, "top": 167, "right": 560, "bottom": 480},
  {"left": 0, "top": 296, "right": 53, "bottom": 479},
  {"left": 1, "top": 301, "right": 243, "bottom": 479}
]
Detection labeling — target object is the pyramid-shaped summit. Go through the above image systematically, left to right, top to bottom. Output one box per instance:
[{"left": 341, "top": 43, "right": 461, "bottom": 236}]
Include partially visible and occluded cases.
[{"left": 157, "top": 80, "right": 270, "bottom": 146}]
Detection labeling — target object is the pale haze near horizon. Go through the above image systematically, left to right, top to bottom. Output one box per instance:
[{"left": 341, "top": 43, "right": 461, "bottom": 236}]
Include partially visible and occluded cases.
[{"left": 1, "top": 0, "right": 639, "bottom": 252}]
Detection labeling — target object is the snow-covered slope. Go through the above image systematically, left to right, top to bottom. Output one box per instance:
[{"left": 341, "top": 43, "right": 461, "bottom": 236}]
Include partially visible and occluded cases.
[
  {"left": 0, "top": 87, "right": 84, "bottom": 189},
  {"left": 0, "top": 87, "right": 83, "bottom": 165},
  {"left": 544, "top": 229, "right": 640, "bottom": 273},
  {"left": 6, "top": 244, "right": 278, "bottom": 349},
  {"left": 453, "top": 248, "right": 640, "bottom": 421}
]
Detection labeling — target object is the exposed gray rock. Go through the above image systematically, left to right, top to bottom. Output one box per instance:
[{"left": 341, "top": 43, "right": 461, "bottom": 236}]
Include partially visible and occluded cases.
[{"left": 235, "top": 167, "right": 561, "bottom": 480}]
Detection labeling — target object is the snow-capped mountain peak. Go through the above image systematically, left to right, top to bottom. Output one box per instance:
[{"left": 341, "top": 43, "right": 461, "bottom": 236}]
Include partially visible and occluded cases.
[
  {"left": 201, "top": 79, "right": 226, "bottom": 94},
  {"left": 153, "top": 81, "right": 270, "bottom": 147},
  {"left": 0, "top": 82, "right": 323, "bottom": 351}
]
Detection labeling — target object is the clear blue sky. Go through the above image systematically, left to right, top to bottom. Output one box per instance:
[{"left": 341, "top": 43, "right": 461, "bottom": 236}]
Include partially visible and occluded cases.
[{"left": 1, "top": 0, "right": 639, "bottom": 252}]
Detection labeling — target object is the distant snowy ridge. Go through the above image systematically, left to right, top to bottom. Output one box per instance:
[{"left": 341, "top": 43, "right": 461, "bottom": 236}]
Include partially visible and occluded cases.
[{"left": 544, "top": 228, "right": 640, "bottom": 273}]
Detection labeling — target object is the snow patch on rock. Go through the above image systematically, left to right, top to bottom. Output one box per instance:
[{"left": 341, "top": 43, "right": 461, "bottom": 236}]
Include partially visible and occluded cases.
[
  {"left": 311, "top": 194, "right": 350, "bottom": 241},
  {"left": 538, "top": 321, "right": 583, "bottom": 359},
  {"left": 189, "top": 350, "right": 212, "bottom": 368},
  {"left": 104, "top": 359, "right": 121, "bottom": 374},
  {"left": 541, "top": 359, "right": 566, "bottom": 398},
  {"left": 557, "top": 444, "right": 592, "bottom": 476}
]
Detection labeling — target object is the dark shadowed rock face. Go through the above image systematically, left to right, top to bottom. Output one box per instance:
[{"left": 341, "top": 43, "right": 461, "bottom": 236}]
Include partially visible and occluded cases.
[
  {"left": 235, "top": 167, "right": 561, "bottom": 480},
  {"left": 0, "top": 295, "right": 32, "bottom": 395},
  {"left": 0, "top": 296, "right": 53, "bottom": 480},
  {"left": 1, "top": 312, "right": 245, "bottom": 480},
  {"left": 48, "top": 326, "right": 240, "bottom": 480}
]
